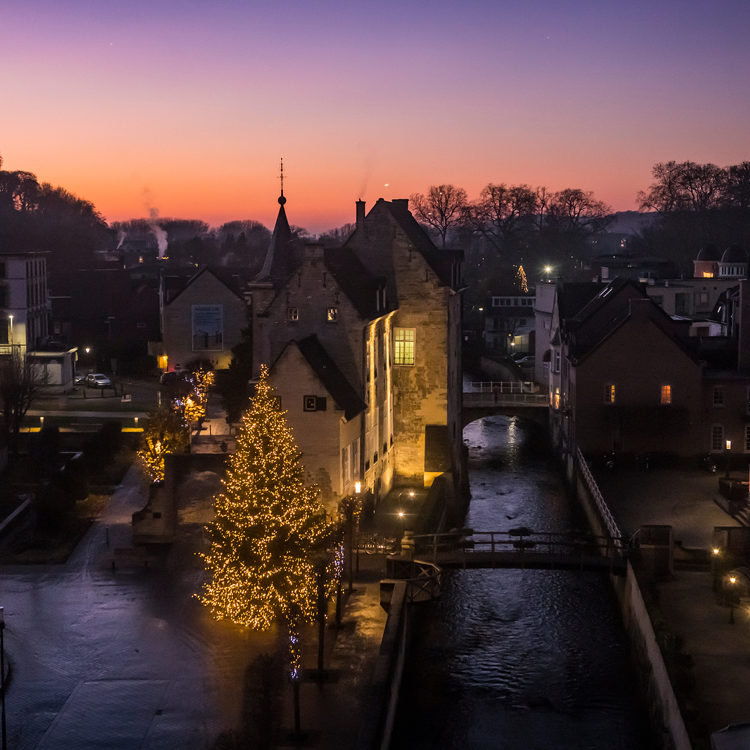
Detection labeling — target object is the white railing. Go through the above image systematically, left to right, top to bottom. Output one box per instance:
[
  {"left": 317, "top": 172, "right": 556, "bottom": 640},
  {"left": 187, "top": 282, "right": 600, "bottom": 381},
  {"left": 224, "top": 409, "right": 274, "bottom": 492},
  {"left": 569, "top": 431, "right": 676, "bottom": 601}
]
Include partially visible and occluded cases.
[
  {"left": 465, "top": 381, "right": 537, "bottom": 394},
  {"left": 463, "top": 387, "right": 548, "bottom": 407},
  {"left": 576, "top": 447, "right": 622, "bottom": 547}
]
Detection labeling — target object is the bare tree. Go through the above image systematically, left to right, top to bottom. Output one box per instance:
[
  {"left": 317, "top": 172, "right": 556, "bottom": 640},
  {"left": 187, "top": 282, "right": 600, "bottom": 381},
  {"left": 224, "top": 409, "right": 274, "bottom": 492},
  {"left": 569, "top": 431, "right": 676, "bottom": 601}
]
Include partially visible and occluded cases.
[
  {"left": 637, "top": 161, "right": 727, "bottom": 214},
  {"left": 466, "top": 183, "right": 538, "bottom": 253},
  {"left": 410, "top": 185, "right": 468, "bottom": 247},
  {"left": 545, "top": 188, "right": 613, "bottom": 235},
  {"left": 0, "top": 349, "right": 47, "bottom": 453}
]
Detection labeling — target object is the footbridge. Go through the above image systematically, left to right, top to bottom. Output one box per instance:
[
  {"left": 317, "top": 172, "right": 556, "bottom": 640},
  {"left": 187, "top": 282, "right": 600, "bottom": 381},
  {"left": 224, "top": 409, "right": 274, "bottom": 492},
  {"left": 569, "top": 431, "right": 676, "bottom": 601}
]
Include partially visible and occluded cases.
[
  {"left": 462, "top": 381, "right": 548, "bottom": 427},
  {"left": 394, "top": 528, "right": 627, "bottom": 575}
]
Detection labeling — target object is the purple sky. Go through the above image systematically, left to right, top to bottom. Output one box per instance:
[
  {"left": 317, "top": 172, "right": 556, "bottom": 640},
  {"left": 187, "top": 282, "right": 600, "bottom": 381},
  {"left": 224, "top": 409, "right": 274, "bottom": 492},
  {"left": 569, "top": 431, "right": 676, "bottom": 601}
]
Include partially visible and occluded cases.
[{"left": 2, "top": 0, "right": 748, "bottom": 232}]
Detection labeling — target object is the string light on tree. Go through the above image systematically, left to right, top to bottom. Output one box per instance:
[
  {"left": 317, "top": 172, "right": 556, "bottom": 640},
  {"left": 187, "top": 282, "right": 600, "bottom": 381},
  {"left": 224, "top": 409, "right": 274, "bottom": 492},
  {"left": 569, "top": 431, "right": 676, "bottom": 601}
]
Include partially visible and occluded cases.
[
  {"left": 200, "top": 364, "right": 336, "bottom": 638},
  {"left": 137, "top": 409, "right": 188, "bottom": 482}
]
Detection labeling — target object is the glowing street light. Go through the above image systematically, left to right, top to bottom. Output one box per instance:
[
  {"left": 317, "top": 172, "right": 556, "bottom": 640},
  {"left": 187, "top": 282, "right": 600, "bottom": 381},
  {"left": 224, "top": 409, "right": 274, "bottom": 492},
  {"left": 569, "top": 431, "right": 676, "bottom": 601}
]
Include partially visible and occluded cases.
[
  {"left": 712, "top": 548, "right": 721, "bottom": 591},
  {"left": 729, "top": 575, "right": 738, "bottom": 623}
]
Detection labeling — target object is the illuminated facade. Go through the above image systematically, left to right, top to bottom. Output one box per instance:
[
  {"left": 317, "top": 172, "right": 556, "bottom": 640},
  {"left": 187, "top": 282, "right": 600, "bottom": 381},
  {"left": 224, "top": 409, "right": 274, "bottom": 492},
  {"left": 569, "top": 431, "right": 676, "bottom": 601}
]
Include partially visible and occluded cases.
[{"left": 251, "top": 194, "right": 464, "bottom": 511}]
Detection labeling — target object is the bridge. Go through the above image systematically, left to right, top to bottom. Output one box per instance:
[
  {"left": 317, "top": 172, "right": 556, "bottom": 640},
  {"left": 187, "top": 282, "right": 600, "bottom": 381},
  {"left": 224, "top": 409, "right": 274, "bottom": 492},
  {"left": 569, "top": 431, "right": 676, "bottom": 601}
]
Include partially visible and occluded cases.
[
  {"left": 462, "top": 381, "right": 548, "bottom": 426},
  {"left": 394, "top": 529, "right": 627, "bottom": 575}
]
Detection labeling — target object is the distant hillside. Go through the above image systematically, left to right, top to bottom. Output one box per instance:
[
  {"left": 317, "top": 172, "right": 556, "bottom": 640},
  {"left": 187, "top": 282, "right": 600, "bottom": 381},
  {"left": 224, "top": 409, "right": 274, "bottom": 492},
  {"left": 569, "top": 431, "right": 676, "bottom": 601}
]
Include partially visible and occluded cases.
[{"left": 607, "top": 211, "right": 660, "bottom": 235}]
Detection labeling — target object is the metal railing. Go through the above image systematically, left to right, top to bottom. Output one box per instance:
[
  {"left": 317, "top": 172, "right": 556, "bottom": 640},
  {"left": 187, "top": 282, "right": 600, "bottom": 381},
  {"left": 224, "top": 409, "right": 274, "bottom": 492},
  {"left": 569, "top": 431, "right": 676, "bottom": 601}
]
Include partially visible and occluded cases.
[
  {"left": 464, "top": 381, "right": 537, "bottom": 394},
  {"left": 576, "top": 447, "right": 622, "bottom": 547},
  {"left": 408, "top": 528, "right": 626, "bottom": 567},
  {"left": 385, "top": 558, "right": 443, "bottom": 603}
]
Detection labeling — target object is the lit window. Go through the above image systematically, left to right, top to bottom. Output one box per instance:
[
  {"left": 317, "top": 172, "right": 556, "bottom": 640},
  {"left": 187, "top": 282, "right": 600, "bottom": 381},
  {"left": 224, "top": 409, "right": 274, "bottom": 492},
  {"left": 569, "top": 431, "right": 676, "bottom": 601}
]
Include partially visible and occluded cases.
[
  {"left": 287, "top": 307, "right": 298, "bottom": 322},
  {"left": 327, "top": 307, "right": 338, "bottom": 322},
  {"left": 394, "top": 328, "right": 415, "bottom": 366},
  {"left": 604, "top": 384, "right": 616, "bottom": 404},
  {"left": 661, "top": 385, "right": 672, "bottom": 405},
  {"left": 713, "top": 386, "right": 724, "bottom": 407},
  {"left": 554, "top": 388, "right": 560, "bottom": 409},
  {"left": 712, "top": 424, "right": 724, "bottom": 452}
]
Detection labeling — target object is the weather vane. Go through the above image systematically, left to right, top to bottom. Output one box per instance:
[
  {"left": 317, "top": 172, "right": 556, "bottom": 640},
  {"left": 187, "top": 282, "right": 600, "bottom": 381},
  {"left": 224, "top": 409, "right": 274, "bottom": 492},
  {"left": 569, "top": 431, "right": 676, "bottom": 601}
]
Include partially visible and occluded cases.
[{"left": 278, "top": 159, "right": 287, "bottom": 205}]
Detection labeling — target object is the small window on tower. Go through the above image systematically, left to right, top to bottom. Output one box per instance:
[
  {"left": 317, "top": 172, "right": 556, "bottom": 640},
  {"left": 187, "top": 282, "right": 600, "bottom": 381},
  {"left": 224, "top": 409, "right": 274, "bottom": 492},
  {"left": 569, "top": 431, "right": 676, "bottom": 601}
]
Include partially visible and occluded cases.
[
  {"left": 287, "top": 307, "right": 298, "bottom": 322},
  {"left": 327, "top": 307, "right": 338, "bottom": 322},
  {"left": 604, "top": 384, "right": 616, "bottom": 404},
  {"left": 661, "top": 385, "right": 672, "bottom": 404}
]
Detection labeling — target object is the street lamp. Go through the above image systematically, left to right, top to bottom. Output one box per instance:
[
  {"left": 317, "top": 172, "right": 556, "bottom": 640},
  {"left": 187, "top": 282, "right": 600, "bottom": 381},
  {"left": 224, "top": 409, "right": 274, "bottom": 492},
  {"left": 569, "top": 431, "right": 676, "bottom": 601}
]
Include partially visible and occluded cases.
[
  {"left": 7, "top": 316, "right": 12, "bottom": 346},
  {"left": 725, "top": 440, "right": 732, "bottom": 479},
  {"left": 712, "top": 548, "right": 721, "bottom": 591},
  {"left": 1, "top": 606, "right": 6, "bottom": 750}
]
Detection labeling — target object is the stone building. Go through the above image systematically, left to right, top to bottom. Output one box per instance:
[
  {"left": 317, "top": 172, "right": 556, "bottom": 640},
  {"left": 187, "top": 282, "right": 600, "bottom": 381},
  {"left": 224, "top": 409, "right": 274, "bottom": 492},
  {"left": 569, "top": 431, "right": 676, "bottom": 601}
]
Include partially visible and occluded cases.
[
  {"left": 250, "top": 193, "right": 464, "bottom": 511},
  {"left": 161, "top": 267, "right": 248, "bottom": 372}
]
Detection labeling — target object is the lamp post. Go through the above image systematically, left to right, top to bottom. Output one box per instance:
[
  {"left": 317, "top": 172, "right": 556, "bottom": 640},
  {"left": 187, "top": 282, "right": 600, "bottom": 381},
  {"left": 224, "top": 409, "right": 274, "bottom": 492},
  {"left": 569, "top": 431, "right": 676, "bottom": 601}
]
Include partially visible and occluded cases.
[
  {"left": 725, "top": 439, "right": 732, "bottom": 479},
  {"left": 712, "top": 548, "right": 721, "bottom": 592},
  {"left": 728, "top": 576, "right": 737, "bottom": 624},
  {"left": 1, "top": 606, "right": 6, "bottom": 750}
]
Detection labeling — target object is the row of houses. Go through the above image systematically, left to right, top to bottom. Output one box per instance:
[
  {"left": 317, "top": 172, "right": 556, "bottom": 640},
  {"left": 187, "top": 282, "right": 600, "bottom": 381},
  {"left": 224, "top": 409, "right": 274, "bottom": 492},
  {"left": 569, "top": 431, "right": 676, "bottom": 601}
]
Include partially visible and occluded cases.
[{"left": 533, "top": 245, "right": 750, "bottom": 463}]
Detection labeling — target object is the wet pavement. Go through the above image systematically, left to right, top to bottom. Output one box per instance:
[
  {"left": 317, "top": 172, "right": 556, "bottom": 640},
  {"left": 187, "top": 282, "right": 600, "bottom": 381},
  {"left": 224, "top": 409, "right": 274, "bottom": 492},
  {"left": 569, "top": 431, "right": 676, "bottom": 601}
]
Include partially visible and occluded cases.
[{"left": 0, "top": 464, "right": 388, "bottom": 749}]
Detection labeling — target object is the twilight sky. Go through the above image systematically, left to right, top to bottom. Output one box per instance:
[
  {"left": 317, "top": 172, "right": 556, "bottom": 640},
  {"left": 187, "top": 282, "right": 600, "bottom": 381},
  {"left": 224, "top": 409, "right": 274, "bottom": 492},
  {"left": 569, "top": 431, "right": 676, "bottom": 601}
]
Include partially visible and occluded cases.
[{"left": 2, "top": 0, "right": 749, "bottom": 234}]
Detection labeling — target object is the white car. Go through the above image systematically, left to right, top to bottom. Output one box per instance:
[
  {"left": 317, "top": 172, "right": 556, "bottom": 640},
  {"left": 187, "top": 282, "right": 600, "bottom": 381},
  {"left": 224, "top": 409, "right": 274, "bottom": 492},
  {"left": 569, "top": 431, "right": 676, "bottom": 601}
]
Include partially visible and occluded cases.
[{"left": 85, "top": 373, "right": 112, "bottom": 388}]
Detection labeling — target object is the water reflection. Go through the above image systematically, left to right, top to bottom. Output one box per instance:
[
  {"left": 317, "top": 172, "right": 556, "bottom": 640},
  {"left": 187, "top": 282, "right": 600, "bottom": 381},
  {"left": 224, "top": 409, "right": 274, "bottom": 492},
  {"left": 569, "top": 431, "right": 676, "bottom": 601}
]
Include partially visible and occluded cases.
[{"left": 391, "top": 416, "right": 656, "bottom": 750}]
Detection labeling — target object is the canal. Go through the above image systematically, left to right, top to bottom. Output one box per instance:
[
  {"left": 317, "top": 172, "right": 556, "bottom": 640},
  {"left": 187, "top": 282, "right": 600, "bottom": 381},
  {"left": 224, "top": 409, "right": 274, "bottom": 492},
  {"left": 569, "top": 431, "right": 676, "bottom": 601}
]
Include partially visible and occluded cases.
[{"left": 390, "top": 415, "right": 658, "bottom": 750}]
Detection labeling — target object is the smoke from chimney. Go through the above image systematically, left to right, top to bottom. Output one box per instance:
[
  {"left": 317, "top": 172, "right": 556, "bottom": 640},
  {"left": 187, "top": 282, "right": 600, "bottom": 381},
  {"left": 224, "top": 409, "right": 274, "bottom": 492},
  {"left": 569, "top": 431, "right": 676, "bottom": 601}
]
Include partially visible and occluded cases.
[{"left": 148, "top": 208, "right": 168, "bottom": 259}]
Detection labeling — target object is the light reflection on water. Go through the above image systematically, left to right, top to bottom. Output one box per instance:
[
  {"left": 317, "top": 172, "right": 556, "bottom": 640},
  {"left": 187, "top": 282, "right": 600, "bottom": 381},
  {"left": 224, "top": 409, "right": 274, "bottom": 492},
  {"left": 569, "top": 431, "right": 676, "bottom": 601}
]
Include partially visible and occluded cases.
[{"left": 390, "top": 416, "right": 656, "bottom": 750}]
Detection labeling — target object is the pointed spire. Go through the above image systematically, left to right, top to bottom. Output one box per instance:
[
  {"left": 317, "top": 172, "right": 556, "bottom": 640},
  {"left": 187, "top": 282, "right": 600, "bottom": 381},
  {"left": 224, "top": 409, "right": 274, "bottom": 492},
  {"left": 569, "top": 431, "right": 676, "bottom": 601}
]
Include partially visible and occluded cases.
[{"left": 256, "top": 160, "right": 294, "bottom": 284}]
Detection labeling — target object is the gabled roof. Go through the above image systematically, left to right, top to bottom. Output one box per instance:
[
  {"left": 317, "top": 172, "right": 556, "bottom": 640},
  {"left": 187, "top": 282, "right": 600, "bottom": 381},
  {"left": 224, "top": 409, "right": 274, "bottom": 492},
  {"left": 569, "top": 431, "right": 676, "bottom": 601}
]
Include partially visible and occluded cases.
[
  {"left": 256, "top": 194, "right": 295, "bottom": 285},
  {"left": 381, "top": 199, "right": 463, "bottom": 287},
  {"left": 324, "top": 248, "right": 387, "bottom": 319},
  {"left": 164, "top": 266, "right": 246, "bottom": 306},
  {"left": 565, "top": 281, "right": 701, "bottom": 365},
  {"left": 556, "top": 282, "right": 603, "bottom": 320},
  {"left": 278, "top": 335, "right": 366, "bottom": 421}
]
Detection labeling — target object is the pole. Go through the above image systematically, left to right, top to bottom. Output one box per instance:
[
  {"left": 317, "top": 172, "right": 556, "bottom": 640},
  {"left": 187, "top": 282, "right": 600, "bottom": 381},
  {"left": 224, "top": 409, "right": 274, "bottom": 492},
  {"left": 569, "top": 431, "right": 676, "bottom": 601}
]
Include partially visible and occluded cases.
[
  {"left": 317, "top": 564, "right": 326, "bottom": 675},
  {"left": 1, "top": 607, "right": 6, "bottom": 750}
]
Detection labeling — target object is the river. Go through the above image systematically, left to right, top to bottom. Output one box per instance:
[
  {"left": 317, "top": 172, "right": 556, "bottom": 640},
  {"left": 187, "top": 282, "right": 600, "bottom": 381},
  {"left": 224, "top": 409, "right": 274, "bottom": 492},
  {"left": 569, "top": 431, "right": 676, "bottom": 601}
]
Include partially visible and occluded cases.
[{"left": 390, "top": 415, "right": 658, "bottom": 750}]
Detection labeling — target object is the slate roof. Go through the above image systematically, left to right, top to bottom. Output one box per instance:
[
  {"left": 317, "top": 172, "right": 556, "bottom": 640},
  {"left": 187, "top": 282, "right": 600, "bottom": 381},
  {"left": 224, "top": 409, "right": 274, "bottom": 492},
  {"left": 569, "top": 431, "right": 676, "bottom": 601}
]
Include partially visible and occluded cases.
[
  {"left": 256, "top": 195, "right": 295, "bottom": 285},
  {"left": 384, "top": 199, "right": 463, "bottom": 287},
  {"left": 324, "top": 248, "right": 387, "bottom": 319},
  {"left": 164, "top": 266, "right": 246, "bottom": 305},
  {"left": 556, "top": 282, "right": 603, "bottom": 321},
  {"left": 293, "top": 335, "right": 367, "bottom": 421}
]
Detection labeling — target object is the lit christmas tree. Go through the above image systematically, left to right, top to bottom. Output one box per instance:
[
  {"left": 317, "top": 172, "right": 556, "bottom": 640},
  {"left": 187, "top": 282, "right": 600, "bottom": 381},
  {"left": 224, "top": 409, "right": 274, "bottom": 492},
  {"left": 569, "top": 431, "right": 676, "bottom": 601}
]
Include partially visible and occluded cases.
[
  {"left": 515, "top": 264, "right": 528, "bottom": 293},
  {"left": 200, "top": 365, "right": 335, "bottom": 678},
  {"left": 137, "top": 409, "right": 188, "bottom": 483}
]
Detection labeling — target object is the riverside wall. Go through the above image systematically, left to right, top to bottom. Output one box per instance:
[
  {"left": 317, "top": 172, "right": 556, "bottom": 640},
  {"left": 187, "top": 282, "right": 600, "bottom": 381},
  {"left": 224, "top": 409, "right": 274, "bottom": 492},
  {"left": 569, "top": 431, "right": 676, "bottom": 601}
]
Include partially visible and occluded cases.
[{"left": 571, "top": 452, "right": 692, "bottom": 750}]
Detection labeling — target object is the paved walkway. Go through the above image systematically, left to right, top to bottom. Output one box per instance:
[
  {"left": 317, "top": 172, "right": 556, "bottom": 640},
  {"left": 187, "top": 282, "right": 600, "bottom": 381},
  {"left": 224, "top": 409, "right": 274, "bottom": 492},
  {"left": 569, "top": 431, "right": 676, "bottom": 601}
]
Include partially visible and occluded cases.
[
  {"left": 0, "top": 463, "right": 388, "bottom": 749},
  {"left": 594, "top": 466, "right": 750, "bottom": 743}
]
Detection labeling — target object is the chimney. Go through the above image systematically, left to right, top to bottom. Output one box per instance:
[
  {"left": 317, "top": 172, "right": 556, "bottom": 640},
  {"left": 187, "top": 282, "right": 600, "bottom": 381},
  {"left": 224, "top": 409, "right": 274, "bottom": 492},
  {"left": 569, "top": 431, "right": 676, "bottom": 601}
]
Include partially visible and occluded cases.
[
  {"left": 392, "top": 198, "right": 409, "bottom": 211},
  {"left": 356, "top": 200, "right": 366, "bottom": 230},
  {"left": 738, "top": 280, "right": 750, "bottom": 371}
]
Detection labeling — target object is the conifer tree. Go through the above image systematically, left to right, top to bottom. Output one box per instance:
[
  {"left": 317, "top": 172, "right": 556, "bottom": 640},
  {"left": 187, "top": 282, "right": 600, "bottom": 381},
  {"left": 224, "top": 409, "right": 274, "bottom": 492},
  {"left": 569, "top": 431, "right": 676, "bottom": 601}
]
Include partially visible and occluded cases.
[
  {"left": 515, "top": 264, "right": 528, "bottom": 293},
  {"left": 200, "top": 365, "right": 334, "bottom": 677}
]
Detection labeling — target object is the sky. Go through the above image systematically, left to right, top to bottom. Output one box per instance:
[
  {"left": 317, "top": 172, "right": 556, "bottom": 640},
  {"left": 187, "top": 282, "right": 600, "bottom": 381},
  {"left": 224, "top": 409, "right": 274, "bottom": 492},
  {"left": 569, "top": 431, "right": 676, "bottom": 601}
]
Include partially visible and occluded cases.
[{"left": 2, "top": 0, "right": 749, "bottom": 234}]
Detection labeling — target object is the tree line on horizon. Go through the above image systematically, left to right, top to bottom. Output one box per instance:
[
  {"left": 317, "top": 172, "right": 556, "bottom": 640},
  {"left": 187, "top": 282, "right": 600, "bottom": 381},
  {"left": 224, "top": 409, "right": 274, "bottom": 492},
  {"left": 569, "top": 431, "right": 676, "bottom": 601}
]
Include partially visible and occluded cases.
[{"left": 2, "top": 151, "right": 749, "bottom": 283}]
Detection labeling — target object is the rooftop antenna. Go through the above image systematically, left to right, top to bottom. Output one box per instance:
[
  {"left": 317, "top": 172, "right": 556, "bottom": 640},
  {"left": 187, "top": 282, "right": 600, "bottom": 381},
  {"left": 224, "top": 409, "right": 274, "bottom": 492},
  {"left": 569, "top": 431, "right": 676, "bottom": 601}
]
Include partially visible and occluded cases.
[{"left": 278, "top": 158, "right": 286, "bottom": 205}]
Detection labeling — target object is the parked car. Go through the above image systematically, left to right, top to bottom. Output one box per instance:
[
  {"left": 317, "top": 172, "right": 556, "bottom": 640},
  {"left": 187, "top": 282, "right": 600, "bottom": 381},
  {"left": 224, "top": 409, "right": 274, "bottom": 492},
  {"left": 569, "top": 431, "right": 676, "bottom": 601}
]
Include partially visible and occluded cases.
[
  {"left": 515, "top": 355, "right": 535, "bottom": 367},
  {"left": 74, "top": 371, "right": 86, "bottom": 385},
  {"left": 85, "top": 373, "right": 112, "bottom": 388}
]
